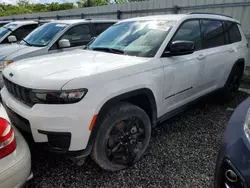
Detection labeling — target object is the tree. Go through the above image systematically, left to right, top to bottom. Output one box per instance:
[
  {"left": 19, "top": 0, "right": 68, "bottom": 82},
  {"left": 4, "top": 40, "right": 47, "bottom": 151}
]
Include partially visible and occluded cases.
[
  {"left": 0, "top": 0, "right": 145, "bottom": 17},
  {"left": 77, "top": 0, "right": 110, "bottom": 8},
  {"left": 114, "top": 0, "right": 143, "bottom": 3}
]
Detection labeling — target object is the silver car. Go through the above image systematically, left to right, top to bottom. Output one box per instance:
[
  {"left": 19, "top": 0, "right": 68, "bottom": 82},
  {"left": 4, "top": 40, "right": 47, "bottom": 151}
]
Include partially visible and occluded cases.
[
  {"left": 0, "top": 19, "right": 116, "bottom": 81},
  {"left": 0, "top": 21, "right": 38, "bottom": 46},
  {"left": 0, "top": 103, "right": 32, "bottom": 188}
]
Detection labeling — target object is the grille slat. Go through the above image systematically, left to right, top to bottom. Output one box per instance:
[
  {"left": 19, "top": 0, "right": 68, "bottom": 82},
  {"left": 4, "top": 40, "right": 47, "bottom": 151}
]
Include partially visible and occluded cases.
[{"left": 3, "top": 76, "right": 33, "bottom": 107}]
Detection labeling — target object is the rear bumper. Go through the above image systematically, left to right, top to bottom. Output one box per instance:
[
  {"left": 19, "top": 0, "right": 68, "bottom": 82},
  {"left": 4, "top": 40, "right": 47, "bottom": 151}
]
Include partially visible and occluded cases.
[
  {"left": 215, "top": 97, "right": 250, "bottom": 188},
  {"left": 0, "top": 128, "right": 32, "bottom": 188}
]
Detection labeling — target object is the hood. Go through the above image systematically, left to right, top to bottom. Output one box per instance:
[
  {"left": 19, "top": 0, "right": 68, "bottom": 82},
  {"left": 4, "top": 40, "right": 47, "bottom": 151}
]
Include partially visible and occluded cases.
[
  {"left": 0, "top": 44, "right": 41, "bottom": 61},
  {"left": 3, "top": 50, "right": 149, "bottom": 90}
]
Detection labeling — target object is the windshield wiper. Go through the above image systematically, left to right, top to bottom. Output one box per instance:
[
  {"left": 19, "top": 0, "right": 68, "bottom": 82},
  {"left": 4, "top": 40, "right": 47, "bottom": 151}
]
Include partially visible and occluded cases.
[
  {"left": 22, "top": 39, "right": 32, "bottom": 46},
  {"left": 91, "top": 47, "right": 124, "bottom": 54}
]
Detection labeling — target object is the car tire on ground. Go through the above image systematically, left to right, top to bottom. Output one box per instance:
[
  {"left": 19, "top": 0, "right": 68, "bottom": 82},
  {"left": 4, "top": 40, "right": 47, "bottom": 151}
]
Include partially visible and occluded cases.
[
  {"left": 223, "top": 66, "right": 243, "bottom": 100},
  {"left": 91, "top": 102, "right": 151, "bottom": 171}
]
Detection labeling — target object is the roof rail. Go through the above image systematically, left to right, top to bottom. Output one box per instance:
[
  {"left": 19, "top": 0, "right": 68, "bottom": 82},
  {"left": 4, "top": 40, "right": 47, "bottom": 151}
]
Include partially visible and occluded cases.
[{"left": 188, "top": 12, "right": 232, "bottom": 18}]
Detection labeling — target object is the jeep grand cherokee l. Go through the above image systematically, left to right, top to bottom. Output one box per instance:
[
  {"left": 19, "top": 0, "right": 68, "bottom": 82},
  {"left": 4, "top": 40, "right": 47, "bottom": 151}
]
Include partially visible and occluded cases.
[{"left": 1, "top": 13, "right": 248, "bottom": 171}]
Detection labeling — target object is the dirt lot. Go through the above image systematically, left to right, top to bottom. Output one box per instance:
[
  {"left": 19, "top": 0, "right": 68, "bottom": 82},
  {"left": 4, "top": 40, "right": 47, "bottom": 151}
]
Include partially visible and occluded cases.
[{"left": 28, "top": 88, "right": 250, "bottom": 188}]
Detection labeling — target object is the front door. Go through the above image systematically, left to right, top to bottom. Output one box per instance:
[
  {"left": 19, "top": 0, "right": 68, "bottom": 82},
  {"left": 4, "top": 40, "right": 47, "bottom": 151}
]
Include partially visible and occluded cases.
[
  {"left": 161, "top": 19, "right": 205, "bottom": 114},
  {"left": 48, "top": 24, "right": 93, "bottom": 54}
]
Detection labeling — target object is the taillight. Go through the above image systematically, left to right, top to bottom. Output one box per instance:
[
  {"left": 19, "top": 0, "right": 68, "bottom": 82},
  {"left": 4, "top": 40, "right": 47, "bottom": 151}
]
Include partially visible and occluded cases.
[{"left": 0, "top": 118, "right": 16, "bottom": 159}]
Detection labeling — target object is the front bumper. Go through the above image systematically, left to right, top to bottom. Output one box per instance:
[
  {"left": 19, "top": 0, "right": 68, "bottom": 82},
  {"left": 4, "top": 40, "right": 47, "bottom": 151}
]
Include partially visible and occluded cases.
[
  {"left": 1, "top": 86, "right": 94, "bottom": 153},
  {"left": 215, "top": 97, "right": 250, "bottom": 188},
  {"left": 0, "top": 128, "right": 32, "bottom": 188}
]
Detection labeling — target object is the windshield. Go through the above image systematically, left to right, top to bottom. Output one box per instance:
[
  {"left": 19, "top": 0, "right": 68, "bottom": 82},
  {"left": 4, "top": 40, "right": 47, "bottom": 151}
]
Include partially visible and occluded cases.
[
  {"left": 89, "top": 20, "right": 176, "bottom": 57},
  {"left": 20, "top": 22, "right": 68, "bottom": 47},
  {"left": 0, "top": 27, "right": 9, "bottom": 39}
]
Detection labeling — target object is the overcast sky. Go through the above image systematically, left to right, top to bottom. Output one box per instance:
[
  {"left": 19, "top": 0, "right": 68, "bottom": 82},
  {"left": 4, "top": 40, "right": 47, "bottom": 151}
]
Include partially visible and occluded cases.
[{"left": 0, "top": 0, "right": 77, "bottom": 4}]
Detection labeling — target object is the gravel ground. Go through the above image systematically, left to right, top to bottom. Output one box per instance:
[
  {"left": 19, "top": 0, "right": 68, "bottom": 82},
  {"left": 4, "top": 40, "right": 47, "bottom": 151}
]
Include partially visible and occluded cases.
[{"left": 28, "top": 88, "right": 250, "bottom": 188}]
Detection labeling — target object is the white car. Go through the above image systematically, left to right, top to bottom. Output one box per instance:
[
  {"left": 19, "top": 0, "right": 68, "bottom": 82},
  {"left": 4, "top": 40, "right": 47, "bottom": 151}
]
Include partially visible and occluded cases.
[
  {"left": 1, "top": 13, "right": 249, "bottom": 171},
  {"left": 0, "top": 19, "right": 117, "bottom": 71},
  {"left": 0, "top": 21, "right": 38, "bottom": 45},
  {"left": 0, "top": 103, "right": 32, "bottom": 188}
]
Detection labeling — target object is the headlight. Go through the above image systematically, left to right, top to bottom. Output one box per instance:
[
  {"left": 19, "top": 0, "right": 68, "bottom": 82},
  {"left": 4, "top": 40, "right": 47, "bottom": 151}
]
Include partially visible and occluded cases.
[
  {"left": 0, "top": 60, "right": 13, "bottom": 71},
  {"left": 31, "top": 89, "right": 88, "bottom": 104},
  {"left": 244, "top": 109, "right": 250, "bottom": 139}
]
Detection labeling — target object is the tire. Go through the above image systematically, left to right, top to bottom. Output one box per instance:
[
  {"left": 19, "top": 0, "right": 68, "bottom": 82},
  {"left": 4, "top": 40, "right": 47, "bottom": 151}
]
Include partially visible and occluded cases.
[
  {"left": 223, "top": 66, "right": 242, "bottom": 100},
  {"left": 91, "top": 102, "right": 151, "bottom": 171}
]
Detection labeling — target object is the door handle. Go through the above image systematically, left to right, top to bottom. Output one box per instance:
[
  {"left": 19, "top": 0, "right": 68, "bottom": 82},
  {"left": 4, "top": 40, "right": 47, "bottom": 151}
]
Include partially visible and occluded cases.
[
  {"left": 229, "top": 48, "right": 235, "bottom": 53},
  {"left": 197, "top": 54, "right": 206, "bottom": 60}
]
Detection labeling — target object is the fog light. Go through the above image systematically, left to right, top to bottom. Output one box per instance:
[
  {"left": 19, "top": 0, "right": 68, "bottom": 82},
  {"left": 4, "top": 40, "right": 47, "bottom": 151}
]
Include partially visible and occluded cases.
[{"left": 225, "top": 169, "right": 238, "bottom": 183}]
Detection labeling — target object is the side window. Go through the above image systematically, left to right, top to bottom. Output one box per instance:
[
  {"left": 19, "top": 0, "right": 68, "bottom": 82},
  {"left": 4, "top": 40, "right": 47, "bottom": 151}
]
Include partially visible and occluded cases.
[
  {"left": 172, "top": 20, "right": 202, "bottom": 51},
  {"left": 201, "top": 20, "right": 225, "bottom": 49},
  {"left": 223, "top": 21, "right": 230, "bottom": 45},
  {"left": 225, "top": 21, "right": 242, "bottom": 43},
  {"left": 93, "top": 23, "right": 114, "bottom": 36},
  {"left": 11, "top": 24, "right": 38, "bottom": 41},
  {"left": 61, "top": 24, "right": 92, "bottom": 47}
]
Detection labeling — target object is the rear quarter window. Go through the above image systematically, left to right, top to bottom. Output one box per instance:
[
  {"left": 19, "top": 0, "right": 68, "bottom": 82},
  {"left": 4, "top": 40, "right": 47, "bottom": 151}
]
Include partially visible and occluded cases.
[{"left": 225, "top": 21, "right": 242, "bottom": 43}]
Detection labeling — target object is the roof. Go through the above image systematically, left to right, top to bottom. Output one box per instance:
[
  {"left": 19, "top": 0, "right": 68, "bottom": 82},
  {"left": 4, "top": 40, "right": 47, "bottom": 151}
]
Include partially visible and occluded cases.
[
  {"left": 121, "top": 13, "right": 240, "bottom": 23},
  {"left": 123, "top": 14, "right": 187, "bottom": 22},
  {"left": 50, "top": 19, "right": 117, "bottom": 25},
  {"left": 9, "top": 20, "right": 38, "bottom": 25}
]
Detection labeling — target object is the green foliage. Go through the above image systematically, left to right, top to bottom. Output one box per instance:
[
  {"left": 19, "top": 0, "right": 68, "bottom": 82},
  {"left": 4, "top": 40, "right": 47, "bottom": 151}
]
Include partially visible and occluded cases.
[
  {"left": 0, "top": 0, "right": 143, "bottom": 16},
  {"left": 77, "top": 0, "right": 110, "bottom": 8}
]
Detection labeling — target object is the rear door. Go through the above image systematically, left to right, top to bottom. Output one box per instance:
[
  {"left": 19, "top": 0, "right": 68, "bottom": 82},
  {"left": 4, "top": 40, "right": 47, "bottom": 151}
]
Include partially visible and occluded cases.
[{"left": 198, "top": 19, "right": 236, "bottom": 90}]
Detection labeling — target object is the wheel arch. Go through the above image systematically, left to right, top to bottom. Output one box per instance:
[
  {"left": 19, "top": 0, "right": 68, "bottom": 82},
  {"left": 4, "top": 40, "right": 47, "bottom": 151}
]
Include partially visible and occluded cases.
[
  {"left": 224, "top": 58, "right": 245, "bottom": 87},
  {"left": 233, "top": 58, "right": 245, "bottom": 76},
  {"left": 87, "top": 88, "right": 157, "bottom": 149}
]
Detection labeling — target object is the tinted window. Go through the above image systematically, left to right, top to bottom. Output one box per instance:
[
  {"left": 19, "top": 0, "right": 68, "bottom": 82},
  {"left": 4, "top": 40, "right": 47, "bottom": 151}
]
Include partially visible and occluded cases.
[
  {"left": 89, "top": 20, "right": 176, "bottom": 57},
  {"left": 172, "top": 20, "right": 202, "bottom": 50},
  {"left": 202, "top": 20, "right": 224, "bottom": 49},
  {"left": 223, "top": 21, "right": 230, "bottom": 44},
  {"left": 225, "top": 21, "right": 242, "bottom": 43},
  {"left": 21, "top": 22, "right": 67, "bottom": 47},
  {"left": 93, "top": 23, "right": 114, "bottom": 36},
  {"left": 11, "top": 24, "right": 38, "bottom": 41},
  {"left": 61, "top": 24, "right": 92, "bottom": 47},
  {"left": 0, "top": 27, "right": 9, "bottom": 40}
]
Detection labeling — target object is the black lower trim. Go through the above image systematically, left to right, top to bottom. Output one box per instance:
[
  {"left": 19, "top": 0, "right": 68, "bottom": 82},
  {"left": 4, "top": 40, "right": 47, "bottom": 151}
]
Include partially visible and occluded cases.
[
  {"left": 165, "top": 87, "right": 193, "bottom": 100},
  {"left": 158, "top": 88, "right": 221, "bottom": 124},
  {"left": 3, "top": 102, "right": 31, "bottom": 133},
  {"left": 38, "top": 130, "right": 71, "bottom": 150},
  {"left": 38, "top": 142, "right": 92, "bottom": 157}
]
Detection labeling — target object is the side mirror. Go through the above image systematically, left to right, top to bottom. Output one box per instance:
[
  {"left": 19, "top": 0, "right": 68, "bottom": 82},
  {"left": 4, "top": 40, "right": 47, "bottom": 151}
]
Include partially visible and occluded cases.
[
  {"left": 7, "top": 35, "right": 17, "bottom": 43},
  {"left": 58, "top": 39, "right": 70, "bottom": 49},
  {"left": 166, "top": 41, "right": 195, "bottom": 56}
]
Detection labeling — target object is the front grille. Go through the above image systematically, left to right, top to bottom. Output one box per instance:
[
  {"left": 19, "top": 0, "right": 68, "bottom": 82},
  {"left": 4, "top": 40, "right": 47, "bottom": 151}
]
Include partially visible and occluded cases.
[{"left": 3, "top": 76, "right": 33, "bottom": 107}]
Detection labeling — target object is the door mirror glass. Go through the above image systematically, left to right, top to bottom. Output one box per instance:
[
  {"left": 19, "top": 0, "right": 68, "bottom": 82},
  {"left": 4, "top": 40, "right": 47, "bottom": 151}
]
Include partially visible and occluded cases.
[
  {"left": 7, "top": 35, "right": 17, "bottom": 43},
  {"left": 58, "top": 39, "right": 70, "bottom": 48},
  {"left": 167, "top": 40, "right": 195, "bottom": 56}
]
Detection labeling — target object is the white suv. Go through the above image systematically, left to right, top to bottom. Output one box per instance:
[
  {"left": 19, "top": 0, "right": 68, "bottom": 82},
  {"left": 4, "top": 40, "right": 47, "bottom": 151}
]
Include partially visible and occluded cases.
[{"left": 1, "top": 13, "right": 248, "bottom": 171}]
